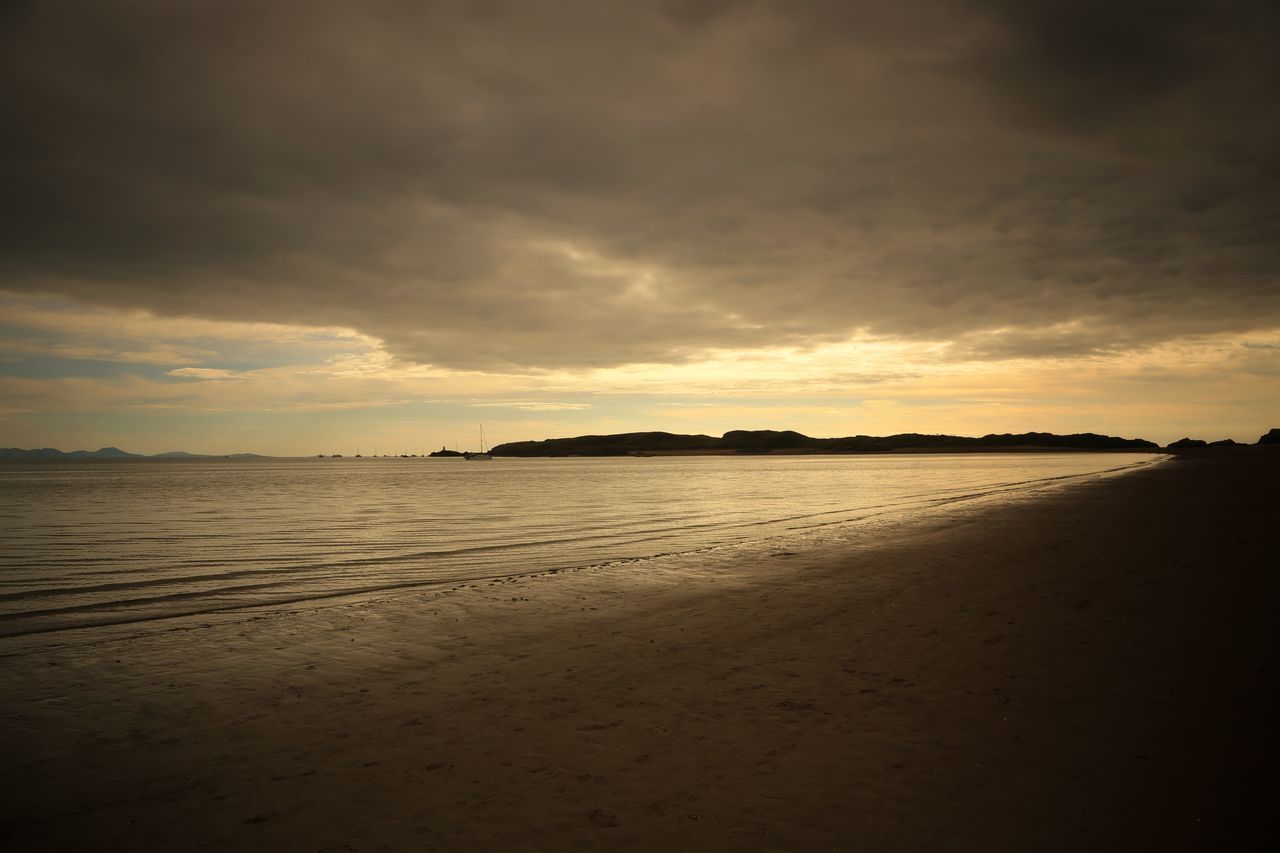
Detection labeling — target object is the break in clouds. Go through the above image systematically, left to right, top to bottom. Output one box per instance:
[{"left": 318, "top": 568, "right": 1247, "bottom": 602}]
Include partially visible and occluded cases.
[{"left": 3, "top": 0, "right": 1278, "bottom": 371}]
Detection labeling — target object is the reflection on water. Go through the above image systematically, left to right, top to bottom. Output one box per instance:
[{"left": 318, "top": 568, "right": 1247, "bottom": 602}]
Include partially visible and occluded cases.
[{"left": 0, "top": 453, "right": 1157, "bottom": 637}]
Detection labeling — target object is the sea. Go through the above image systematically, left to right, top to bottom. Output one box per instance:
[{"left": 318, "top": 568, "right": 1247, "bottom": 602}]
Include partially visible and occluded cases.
[{"left": 0, "top": 453, "right": 1160, "bottom": 640}]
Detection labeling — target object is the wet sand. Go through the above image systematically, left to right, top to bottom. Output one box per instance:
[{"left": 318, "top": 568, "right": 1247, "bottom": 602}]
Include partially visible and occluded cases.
[{"left": 1, "top": 450, "right": 1273, "bottom": 851}]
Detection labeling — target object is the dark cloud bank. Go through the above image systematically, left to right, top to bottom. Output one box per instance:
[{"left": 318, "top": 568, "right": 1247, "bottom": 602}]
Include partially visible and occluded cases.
[{"left": 3, "top": 0, "right": 1278, "bottom": 370}]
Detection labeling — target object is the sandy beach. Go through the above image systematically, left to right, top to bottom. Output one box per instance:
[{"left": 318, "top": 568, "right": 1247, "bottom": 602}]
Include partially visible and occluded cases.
[{"left": 1, "top": 450, "right": 1273, "bottom": 852}]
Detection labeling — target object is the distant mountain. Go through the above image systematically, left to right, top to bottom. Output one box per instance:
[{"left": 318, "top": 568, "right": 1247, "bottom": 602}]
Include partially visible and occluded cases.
[
  {"left": 490, "top": 430, "right": 1159, "bottom": 457},
  {"left": 0, "top": 446, "right": 143, "bottom": 459},
  {"left": 0, "top": 447, "right": 268, "bottom": 459}
]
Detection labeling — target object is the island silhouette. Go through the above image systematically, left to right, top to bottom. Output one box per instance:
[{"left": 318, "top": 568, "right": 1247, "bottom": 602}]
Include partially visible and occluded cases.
[{"left": 485, "top": 429, "right": 1160, "bottom": 456}]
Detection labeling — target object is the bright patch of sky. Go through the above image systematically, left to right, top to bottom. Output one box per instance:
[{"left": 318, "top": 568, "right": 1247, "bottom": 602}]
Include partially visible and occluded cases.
[{"left": 1, "top": 291, "right": 1276, "bottom": 454}]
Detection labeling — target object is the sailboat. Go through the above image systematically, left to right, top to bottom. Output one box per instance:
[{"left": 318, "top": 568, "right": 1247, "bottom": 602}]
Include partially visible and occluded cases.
[{"left": 464, "top": 424, "right": 493, "bottom": 460}]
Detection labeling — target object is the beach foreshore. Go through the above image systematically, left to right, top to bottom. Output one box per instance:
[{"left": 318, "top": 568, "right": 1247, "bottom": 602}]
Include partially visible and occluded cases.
[{"left": 2, "top": 450, "right": 1273, "bottom": 851}]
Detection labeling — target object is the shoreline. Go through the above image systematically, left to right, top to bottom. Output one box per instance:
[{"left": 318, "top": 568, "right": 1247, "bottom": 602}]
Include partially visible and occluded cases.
[{"left": 1, "top": 451, "right": 1273, "bottom": 850}]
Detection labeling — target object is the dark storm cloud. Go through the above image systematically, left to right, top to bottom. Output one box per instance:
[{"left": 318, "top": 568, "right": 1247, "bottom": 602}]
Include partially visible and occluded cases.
[
  {"left": 2, "top": 0, "right": 1278, "bottom": 369},
  {"left": 977, "top": 0, "right": 1213, "bottom": 123}
]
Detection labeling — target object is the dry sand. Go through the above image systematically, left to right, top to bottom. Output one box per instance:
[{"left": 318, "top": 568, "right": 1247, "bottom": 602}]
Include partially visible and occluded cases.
[{"left": 1, "top": 450, "right": 1274, "bottom": 851}]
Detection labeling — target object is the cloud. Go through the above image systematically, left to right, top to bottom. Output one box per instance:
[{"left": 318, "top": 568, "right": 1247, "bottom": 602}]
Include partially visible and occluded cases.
[
  {"left": 2, "top": 1, "right": 1278, "bottom": 371},
  {"left": 944, "top": 322, "right": 1126, "bottom": 361},
  {"left": 166, "top": 367, "right": 241, "bottom": 381},
  {"left": 471, "top": 401, "right": 594, "bottom": 412}
]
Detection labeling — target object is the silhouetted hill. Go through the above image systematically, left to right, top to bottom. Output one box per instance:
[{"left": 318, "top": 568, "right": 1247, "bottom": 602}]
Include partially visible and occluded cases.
[
  {"left": 1257, "top": 428, "right": 1280, "bottom": 445},
  {"left": 491, "top": 430, "right": 1159, "bottom": 457},
  {"left": 721, "top": 430, "right": 819, "bottom": 452},
  {"left": 493, "top": 431, "right": 721, "bottom": 457},
  {"left": 975, "top": 432, "right": 1157, "bottom": 450},
  {"left": 1169, "top": 438, "right": 1209, "bottom": 449},
  {"left": 0, "top": 446, "right": 143, "bottom": 459},
  {"left": 0, "top": 448, "right": 267, "bottom": 459},
  {"left": 152, "top": 451, "right": 270, "bottom": 458}
]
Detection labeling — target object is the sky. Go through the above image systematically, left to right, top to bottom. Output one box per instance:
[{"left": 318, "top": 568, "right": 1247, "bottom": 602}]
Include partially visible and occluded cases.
[{"left": 2, "top": 0, "right": 1278, "bottom": 454}]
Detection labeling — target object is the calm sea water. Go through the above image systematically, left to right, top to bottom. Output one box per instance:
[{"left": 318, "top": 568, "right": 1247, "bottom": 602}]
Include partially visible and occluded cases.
[{"left": 0, "top": 453, "right": 1158, "bottom": 638}]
